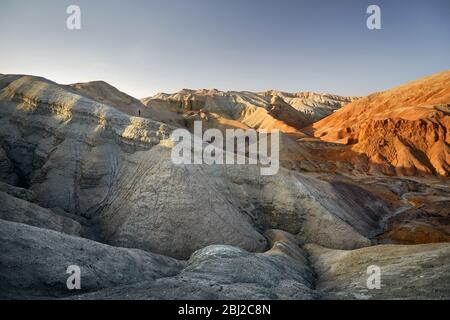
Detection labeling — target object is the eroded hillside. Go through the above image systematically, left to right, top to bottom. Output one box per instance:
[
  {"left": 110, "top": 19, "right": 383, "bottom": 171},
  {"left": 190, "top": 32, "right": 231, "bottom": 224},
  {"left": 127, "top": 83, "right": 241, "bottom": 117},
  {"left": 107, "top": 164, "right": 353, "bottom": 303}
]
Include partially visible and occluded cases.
[
  {"left": 309, "top": 71, "right": 450, "bottom": 176},
  {"left": 0, "top": 72, "right": 449, "bottom": 299}
]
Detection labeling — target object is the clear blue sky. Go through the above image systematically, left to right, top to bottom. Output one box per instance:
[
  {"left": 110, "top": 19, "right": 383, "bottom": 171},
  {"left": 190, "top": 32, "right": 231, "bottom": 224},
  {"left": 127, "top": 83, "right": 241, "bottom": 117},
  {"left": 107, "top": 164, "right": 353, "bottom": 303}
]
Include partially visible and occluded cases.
[{"left": 0, "top": 0, "right": 449, "bottom": 98}]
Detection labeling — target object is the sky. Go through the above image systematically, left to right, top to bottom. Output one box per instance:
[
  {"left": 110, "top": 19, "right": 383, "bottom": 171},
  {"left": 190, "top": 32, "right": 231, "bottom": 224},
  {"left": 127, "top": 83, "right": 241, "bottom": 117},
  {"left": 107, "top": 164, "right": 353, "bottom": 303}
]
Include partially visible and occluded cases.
[{"left": 0, "top": 0, "right": 449, "bottom": 98}]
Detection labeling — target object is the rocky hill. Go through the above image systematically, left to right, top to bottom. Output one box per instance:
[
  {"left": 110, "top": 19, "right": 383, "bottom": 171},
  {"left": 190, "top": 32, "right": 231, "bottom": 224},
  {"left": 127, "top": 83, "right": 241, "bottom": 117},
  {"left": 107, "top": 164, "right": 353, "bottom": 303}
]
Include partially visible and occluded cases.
[
  {"left": 309, "top": 71, "right": 450, "bottom": 176},
  {"left": 0, "top": 72, "right": 449, "bottom": 299},
  {"left": 0, "top": 74, "right": 385, "bottom": 256},
  {"left": 68, "top": 81, "right": 145, "bottom": 115},
  {"left": 142, "top": 89, "right": 357, "bottom": 133}
]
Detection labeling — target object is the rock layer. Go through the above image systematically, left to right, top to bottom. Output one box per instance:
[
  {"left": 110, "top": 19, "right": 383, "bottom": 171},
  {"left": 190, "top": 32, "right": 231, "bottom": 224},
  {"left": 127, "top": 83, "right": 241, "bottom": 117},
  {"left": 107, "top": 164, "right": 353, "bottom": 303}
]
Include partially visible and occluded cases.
[
  {"left": 310, "top": 71, "right": 450, "bottom": 176},
  {"left": 0, "top": 72, "right": 449, "bottom": 300},
  {"left": 0, "top": 74, "right": 386, "bottom": 259},
  {"left": 142, "top": 89, "right": 356, "bottom": 133},
  {"left": 0, "top": 219, "right": 184, "bottom": 299},
  {"left": 71, "top": 229, "right": 318, "bottom": 300},
  {"left": 306, "top": 242, "right": 450, "bottom": 299}
]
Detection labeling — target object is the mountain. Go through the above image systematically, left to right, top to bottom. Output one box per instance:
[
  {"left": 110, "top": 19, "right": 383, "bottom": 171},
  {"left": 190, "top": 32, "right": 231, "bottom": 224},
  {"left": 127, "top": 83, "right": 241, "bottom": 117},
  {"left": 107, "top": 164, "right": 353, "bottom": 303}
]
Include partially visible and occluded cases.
[
  {"left": 309, "top": 71, "right": 450, "bottom": 176},
  {"left": 0, "top": 73, "right": 449, "bottom": 299},
  {"left": 0, "top": 74, "right": 388, "bottom": 257},
  {"left": 67, "top": 80, "right": 183, "bottom": 126},
  {"left": 68, "top": 81, "right": 145, "bottom": 115},
  {"left": 142, "top": 89, "right": 357, "bottom": 134},
  {"left": 265, "top": 91, "right": 359, "bottom": 123}
]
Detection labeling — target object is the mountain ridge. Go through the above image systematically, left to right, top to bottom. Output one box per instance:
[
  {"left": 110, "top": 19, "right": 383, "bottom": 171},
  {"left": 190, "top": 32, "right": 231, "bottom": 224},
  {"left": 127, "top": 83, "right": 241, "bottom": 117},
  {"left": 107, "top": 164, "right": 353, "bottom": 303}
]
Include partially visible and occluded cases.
[
  {"left": 309, "top": 70, "right": 450, "bottom": 176},
  {"left": 0, "top": 71, "right": 449, "bottom": 299},
  {"left": 142, "top": 87, "right": 358, "bottom": 133}
]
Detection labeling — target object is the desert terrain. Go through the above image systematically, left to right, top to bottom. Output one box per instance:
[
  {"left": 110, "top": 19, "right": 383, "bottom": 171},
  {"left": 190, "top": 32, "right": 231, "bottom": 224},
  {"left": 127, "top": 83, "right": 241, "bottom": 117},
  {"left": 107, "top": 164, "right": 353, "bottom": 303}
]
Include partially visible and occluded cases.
[{"left": 0, "top": 71, "right": 449, "bottom": 299}]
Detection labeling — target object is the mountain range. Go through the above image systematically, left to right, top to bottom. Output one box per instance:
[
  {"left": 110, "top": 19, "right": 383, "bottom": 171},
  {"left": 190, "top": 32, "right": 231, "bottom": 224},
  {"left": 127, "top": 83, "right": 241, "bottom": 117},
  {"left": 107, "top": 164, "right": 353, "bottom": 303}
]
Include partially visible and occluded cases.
[{"left": 0, "top": 71, "right": 449, "bottom": 299}]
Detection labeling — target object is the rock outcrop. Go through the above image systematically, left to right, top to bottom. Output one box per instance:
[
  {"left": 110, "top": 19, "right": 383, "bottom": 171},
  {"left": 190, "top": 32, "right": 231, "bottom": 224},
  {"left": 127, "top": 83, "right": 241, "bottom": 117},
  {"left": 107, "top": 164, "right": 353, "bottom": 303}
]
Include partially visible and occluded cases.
[
  {"left": 309, "top": 71, "right": 450, "bottom": 176},
  {"left": 0, "top": 72, "right": 449, "bottom": 300},
  {"left": 0, "top": 74, "right": 387, "bottom": 259},
  {"left": 67, "top": 80, "right": 176, "bottom": 124},
  {"left": 68, "top": 81, "right": 145, "bottom": 116},
  {"left": 142, "top": 89, "right": 356, "bottom": 133},
  {"left": 0, "top": 145, "right": 18, "bottom": 185},
  {"left": 0, "top": 191, "right": 83, "bottom": 236},
  {"left": 3, "top": 218, "right": 448, "bottom": 300},
  {"left": 0, "top": 219, "right": 185, "bottom": 299},
  {"left": 70, "top": 229, "right": 318, "bottom": 300},
  {"left": 306, "top": 242, "right": 450, "bottom": 299}
]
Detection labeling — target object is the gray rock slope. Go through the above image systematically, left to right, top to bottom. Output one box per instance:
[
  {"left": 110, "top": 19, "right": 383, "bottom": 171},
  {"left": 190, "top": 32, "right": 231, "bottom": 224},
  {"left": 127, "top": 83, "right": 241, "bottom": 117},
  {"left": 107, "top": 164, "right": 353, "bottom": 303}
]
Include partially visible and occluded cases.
[
  {"left": 0, "top": 74, "right": 387, "bottom": 259},
  {"left": 1, "top": 74, "right": 449, "bottom": 300},
  {"left": 0, "top": 145, "right": 18, "bottom": 185},
  {"left": 0, "top": 191, "right": 82, "bottom": 236},
  {"left": 0, "top": 219, "right": 185, "bottom": 299},
  {"left": 2, "top": 219, "right": 449, "bottom": 300},
  {"left": 1, "top": 221, "right": 316, "bottom": 299},
  {"left": 70, "top": 230, "right": 318, "bottom": 300},
  {"left": 70, "top": 242, "right": 450, "bottom": 300},
  {"left": 306, "top": 243, "right": 450, "bottom": 299}
]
